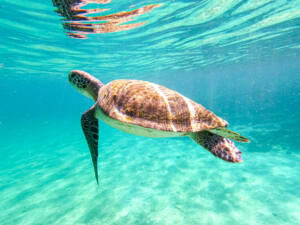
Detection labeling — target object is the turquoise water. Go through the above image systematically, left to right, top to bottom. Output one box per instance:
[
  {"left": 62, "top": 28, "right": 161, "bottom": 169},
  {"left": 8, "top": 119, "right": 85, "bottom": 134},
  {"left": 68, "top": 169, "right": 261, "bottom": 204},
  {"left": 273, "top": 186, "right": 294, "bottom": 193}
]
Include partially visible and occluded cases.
[{"left": 1, "top": 0, "right": 300, "bottom": 224}]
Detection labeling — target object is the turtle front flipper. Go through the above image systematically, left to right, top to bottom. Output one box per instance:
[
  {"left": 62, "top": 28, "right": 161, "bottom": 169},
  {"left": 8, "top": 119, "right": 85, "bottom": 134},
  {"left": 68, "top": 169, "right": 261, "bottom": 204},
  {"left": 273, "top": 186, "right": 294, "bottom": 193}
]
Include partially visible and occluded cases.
[
  {"left": 81, "top": 105, "right": 99, "bottom": 184},
  {"left": 209, "top": 127, "right": 250, "bottom": 143},
  {"left": 190, "top": 131, "right": 243, "bottom": 163}
]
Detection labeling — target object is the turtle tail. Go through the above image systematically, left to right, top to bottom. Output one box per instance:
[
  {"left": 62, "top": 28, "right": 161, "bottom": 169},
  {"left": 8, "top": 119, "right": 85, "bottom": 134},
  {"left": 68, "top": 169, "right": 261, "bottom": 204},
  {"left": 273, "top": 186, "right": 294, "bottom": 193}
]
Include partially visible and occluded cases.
[{"left": 190, "top": 131, "right": 243, "bottom": 163}]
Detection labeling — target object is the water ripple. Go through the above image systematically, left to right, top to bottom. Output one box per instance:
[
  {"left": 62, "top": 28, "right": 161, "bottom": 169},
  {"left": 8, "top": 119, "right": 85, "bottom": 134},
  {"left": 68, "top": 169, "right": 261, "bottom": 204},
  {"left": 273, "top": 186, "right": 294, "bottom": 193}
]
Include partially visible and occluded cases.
[{"left": 0, "top": 0, "right": 299, "bottom": 78}]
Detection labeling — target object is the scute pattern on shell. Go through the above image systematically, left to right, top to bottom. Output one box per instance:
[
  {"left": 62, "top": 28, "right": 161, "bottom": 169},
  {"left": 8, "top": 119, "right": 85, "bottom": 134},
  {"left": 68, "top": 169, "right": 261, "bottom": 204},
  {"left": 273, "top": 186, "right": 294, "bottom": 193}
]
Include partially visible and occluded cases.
[{"left": 97, "top": 80, "right": 228, "bottom": 132}]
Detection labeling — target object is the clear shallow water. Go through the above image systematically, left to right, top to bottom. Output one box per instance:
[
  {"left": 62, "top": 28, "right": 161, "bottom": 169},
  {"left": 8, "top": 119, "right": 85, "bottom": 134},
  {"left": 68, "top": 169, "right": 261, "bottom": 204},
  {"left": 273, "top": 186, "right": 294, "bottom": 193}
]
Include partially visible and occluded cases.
[{"left": 0, "top": 0, "right": 300, "bottom": 225}]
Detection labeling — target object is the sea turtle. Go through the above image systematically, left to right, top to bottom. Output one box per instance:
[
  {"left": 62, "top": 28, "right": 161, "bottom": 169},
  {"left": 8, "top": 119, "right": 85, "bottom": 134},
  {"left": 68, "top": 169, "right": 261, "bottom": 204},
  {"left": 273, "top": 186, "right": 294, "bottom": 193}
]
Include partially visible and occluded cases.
[{"left": 68, "top": 70, "right": 250, "bottom": 184}]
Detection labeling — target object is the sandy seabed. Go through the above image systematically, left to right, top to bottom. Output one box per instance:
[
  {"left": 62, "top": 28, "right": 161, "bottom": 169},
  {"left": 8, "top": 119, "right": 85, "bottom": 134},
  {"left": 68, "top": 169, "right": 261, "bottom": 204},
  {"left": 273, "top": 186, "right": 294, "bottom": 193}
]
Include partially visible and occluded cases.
[{"left": 0, "top": 119, "right": 299, "bottom": 225}]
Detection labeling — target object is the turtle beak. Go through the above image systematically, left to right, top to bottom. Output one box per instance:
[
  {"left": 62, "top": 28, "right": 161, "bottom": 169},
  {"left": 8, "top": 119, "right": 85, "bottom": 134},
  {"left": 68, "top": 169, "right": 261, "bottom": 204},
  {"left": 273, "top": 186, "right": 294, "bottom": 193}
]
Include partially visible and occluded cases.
[{"left": 68, "top": 71, "right": 77, "bottom": 85}]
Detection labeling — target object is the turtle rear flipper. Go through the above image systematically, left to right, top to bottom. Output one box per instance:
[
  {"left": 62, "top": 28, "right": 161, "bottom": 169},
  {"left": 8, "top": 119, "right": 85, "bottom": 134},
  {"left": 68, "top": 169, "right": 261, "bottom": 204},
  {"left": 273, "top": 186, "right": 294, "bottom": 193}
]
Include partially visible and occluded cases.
[
  {"left": 81, "top": 105, "right": 99, "bottom": 184},
  {"left": 209, "top": 127, "right": 250, "bottom": 143},
  {"left": 190, "top": 131, "right": 243, "bottom": 163}
]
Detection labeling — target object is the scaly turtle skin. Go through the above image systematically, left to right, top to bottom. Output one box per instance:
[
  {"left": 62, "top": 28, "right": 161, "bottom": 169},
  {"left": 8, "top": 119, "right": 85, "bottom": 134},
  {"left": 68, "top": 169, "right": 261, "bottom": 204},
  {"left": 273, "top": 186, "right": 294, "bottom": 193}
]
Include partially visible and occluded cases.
[{"left": 68, "top": 70, "right": 250, "bottom": 184}]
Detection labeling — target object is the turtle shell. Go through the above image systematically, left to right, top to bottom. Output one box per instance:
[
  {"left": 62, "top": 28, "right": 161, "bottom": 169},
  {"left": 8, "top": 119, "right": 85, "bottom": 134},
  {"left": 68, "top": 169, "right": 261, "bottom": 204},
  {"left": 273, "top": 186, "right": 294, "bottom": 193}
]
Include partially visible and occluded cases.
[{"left": 97, "top": 80, "right": 228, "bottom": 133}]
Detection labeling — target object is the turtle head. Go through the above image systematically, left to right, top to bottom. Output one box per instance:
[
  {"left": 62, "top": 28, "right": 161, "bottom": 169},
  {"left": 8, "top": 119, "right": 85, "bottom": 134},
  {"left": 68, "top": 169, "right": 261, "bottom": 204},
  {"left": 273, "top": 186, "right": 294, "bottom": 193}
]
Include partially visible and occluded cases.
[{"left": 68, "top": 70, "right": 103, "bottom": 101}]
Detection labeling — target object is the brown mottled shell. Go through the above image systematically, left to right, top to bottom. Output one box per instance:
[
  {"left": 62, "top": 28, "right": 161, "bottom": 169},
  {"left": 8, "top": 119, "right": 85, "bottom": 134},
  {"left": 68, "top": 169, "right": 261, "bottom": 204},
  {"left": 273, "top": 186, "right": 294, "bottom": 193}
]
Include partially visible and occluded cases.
[{"left": 97, "top": 80, "right": 228, "bottom": 133}]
